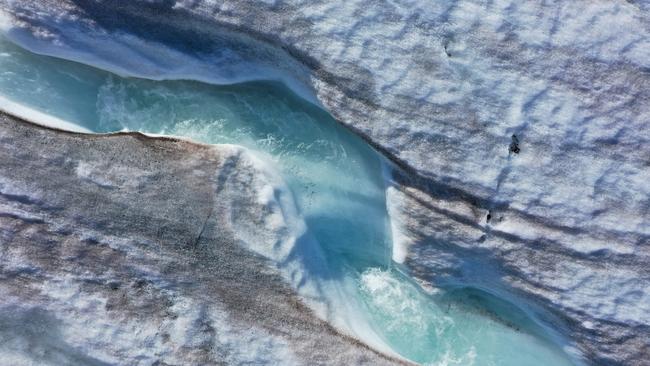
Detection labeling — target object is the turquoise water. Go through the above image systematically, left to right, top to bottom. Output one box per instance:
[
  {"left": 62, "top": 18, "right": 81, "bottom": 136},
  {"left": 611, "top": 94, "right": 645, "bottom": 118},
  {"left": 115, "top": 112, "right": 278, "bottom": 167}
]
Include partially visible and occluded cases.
[{"left": 0, "top": 36, "right": 577, "bottom": 365}]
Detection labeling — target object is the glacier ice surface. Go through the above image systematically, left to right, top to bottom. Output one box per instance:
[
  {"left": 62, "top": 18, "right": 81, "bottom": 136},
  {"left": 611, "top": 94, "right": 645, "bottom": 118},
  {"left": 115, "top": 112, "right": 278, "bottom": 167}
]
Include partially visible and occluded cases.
[
  {"left": 0, "top": 0, "right": 648, "bottom": 364},
  {"left": 0, "top": 33, "right": 579, "bottom": 364}
]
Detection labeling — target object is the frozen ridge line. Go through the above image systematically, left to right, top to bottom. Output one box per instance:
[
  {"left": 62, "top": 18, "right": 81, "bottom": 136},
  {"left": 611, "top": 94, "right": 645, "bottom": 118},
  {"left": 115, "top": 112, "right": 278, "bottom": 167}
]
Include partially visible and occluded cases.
[{"left": 0, "top": 1, "right": 649, "bottom": 364}]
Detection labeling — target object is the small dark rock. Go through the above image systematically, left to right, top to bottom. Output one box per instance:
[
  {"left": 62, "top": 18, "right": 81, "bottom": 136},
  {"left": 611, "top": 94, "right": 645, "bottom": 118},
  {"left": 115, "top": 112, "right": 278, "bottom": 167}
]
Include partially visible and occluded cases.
[{"left": 509, "top": 134, "right": 521, "bottom": 154}]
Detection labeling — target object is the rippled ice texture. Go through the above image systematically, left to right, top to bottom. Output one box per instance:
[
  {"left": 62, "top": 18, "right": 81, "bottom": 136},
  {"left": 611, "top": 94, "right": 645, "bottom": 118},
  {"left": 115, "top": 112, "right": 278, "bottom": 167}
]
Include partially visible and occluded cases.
[{"left": 0, "top": 36, "right": 576, "bottom": 365}]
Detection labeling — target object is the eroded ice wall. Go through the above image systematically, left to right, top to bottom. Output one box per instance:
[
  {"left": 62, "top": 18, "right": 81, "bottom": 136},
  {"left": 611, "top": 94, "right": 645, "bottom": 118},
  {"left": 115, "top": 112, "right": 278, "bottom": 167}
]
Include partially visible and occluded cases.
[{"left": 0, "top": 112, "right": 404, "bottom": 366}]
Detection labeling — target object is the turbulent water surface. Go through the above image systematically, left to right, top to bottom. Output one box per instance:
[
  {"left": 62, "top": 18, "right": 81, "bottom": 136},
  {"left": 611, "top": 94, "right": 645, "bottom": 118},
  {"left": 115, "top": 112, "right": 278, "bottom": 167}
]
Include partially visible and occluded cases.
[{"left": 0, "top": 35, "right": 577, "bottom": 365}]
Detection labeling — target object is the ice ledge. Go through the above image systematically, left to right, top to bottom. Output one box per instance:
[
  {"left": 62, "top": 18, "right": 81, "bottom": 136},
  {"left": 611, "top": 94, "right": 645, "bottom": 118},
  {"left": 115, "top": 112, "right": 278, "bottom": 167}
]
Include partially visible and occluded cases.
[{"left": 0, "top": 112, "right": 406, "bottom": 366}]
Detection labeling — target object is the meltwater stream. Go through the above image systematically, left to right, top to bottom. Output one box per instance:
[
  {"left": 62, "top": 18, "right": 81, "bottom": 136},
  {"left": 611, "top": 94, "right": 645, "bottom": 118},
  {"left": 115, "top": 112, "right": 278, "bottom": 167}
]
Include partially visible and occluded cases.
[{"left": 0, "top": 36, "right": 576, "bottom": 365}]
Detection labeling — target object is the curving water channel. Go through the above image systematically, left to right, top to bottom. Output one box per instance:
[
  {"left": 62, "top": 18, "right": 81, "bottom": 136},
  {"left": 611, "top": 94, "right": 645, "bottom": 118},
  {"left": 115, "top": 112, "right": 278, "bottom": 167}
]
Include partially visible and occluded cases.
[{"left": 0, "top": 35, "right": 577, "bottom": 365}]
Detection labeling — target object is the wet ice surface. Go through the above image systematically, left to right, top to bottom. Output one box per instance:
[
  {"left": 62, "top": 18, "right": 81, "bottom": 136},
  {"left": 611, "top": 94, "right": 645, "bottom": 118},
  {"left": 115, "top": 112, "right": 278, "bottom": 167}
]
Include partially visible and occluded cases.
[{"left": 0, "top": 36, "right": 576, "bottom": 365}]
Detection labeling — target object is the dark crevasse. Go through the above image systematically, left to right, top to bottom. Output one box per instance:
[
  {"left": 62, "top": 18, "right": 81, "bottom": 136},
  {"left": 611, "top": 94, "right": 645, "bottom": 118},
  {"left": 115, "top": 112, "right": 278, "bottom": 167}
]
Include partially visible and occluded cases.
[{"left": 0, "top": 35, "right": 577, "bottom": 366}]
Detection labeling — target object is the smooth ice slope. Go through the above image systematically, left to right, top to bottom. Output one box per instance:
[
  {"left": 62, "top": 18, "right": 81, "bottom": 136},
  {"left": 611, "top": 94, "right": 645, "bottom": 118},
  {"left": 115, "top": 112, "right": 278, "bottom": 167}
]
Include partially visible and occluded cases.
[{"left": 0, "top": 36, "right": 577, "bottom": 365}]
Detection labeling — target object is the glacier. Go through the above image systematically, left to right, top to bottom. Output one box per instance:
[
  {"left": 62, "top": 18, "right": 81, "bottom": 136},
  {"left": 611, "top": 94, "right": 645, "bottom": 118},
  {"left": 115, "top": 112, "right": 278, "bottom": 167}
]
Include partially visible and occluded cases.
[
  {"left": 0, "top": 0, "right": 648, "bottom": 365},
  {"left": 0, "top": 35, "right": 577, "bottom": 365}
]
